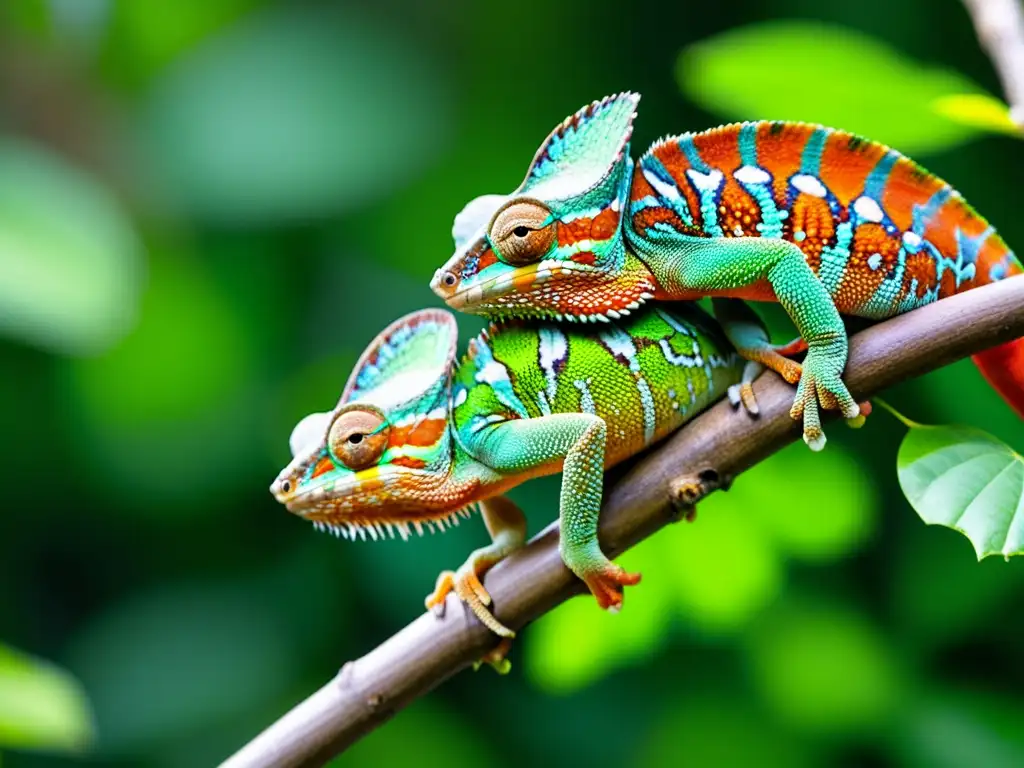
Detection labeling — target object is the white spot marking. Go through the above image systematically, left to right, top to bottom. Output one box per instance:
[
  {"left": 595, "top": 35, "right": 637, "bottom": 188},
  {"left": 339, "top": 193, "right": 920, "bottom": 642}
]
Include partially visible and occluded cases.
[
  {"left": 734, "top": 165, "right": 770, "bottom": 185},
  {"left": 642, "top": 167, "right": 686, "bottom": 202},
  {"left": 685, "top": 168, "right": 724, "bottom": 192},
  {"left": 792, "top": 174, "right": 827, "bottom": 198},
  {"left": 853, "top": 196, "right": 884, "bottom": 223},
  {"left": 867, "top": 253, "right": 883, "bottom": 271},
  {"left": 538, "top": 327, "right": 568, "bottom": 406},
  {"left": 574, "top": 378, "right": 597, "bottom": 415}
]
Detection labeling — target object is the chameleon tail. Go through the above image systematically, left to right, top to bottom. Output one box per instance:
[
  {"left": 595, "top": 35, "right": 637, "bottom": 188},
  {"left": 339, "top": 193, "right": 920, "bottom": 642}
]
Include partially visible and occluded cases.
[
  {"left": 967, "top": 240, "right": 1023, "bottom": 417},
  {"left": 973, "top": 340, "right": 1024, "bottom": 418}
]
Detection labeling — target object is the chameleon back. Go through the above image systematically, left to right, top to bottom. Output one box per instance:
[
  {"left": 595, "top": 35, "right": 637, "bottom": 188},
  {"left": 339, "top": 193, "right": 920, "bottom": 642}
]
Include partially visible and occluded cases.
[
  {"left": 630, "top": 121, "right": 1024, "bottom": 416},
  {"left": 631, "top": 121, "right": 1021, "bottom": 316},
  {"left": 452, "top": 304, "right": 744, "bottom": 468}
]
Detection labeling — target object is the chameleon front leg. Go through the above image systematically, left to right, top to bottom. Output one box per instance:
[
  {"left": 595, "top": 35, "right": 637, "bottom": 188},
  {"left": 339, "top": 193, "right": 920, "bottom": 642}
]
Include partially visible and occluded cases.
[
  {"left": 641, "top": 236, "right": 860, "bottom": 449},
  {"left": 471, "top": 413, "right": 641, "bottom": 612},
  {"left": 425, "top": 495, "right": 526, "bottom": 640}
]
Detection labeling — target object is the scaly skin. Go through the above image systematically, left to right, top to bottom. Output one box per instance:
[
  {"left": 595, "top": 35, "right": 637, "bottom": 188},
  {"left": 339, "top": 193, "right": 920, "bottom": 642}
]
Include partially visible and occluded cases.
[
  {"left": 431, "top": 93, "right": 1023, "bottom": 449},
  {"left": 270, "top": 303, "right": 762, "bottom": 649}
]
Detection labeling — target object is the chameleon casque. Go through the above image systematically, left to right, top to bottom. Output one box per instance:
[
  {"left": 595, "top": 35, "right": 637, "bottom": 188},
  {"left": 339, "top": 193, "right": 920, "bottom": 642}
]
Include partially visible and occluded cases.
[
  {"left": 431, "top": 93, "right": 1024, "bottom": 448},
  {"left": 271, "top": 302, "right": 765, "bottom": 643}
]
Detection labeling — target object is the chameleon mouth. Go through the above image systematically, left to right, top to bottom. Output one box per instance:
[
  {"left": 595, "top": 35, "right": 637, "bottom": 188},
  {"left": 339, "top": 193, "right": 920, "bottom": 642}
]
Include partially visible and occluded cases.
[
  {"left": 446, "top": 259, "right": 602, "bottom": 311},
  {"left": 446, "top": 260, "right": 652, "bottom": 323},
  {"left": 304, "top": 504, "right": 479, "bottom": 542}
]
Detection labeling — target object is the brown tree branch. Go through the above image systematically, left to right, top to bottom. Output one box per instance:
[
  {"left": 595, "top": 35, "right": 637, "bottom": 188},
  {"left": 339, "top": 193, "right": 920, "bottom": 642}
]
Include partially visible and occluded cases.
[
  {"left": 962, "top": 0, "right": 1024, "bottom": 126},
  {"left": 221, "top": 276, "right": 1024, "bottom": 768}
]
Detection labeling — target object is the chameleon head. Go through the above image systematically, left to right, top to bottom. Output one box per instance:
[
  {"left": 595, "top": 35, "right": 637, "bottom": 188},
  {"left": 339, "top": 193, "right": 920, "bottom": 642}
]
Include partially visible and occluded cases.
[
  {"left": 431, "top": 93, "right": 649, "bottom": 322},
  {"left": 270, "top": 309, "right": 473, "bottom": 540}
]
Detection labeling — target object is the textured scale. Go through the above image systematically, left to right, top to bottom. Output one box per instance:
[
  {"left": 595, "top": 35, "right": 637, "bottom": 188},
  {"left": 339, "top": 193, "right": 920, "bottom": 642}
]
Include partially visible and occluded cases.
[
  {"left": 631, "top": 121, "right": 1021, "bottom": 318},
  {"left": 452, "top": 304, "right": 741, "bottom": 467}
]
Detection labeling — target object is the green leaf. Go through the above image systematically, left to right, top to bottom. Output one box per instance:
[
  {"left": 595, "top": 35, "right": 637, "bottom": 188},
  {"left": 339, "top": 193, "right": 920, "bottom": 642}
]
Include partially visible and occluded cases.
[
  {"left": 141, "top": 7, "right": 451, "bottom": 225},
  {"left": 678, "top": 21, "right": 999, "bottom": 154},
  {"left": 931, "top": 94, "right": 1023, "bottom": 138},
  {"left": 0, "top": 141, "right": 144, "bottom": 355},
  {"left": 897, "top": 424, "right": 1024, "bottom": 560},
  {"left": 0, "top": 644, "right": 94, "bottom": 752}
]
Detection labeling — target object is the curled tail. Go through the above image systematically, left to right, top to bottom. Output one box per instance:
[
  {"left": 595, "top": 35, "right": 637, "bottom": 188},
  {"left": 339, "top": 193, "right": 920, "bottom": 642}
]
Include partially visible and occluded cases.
[
  {"left": 969, "top": 238, "right": 1023, "bottom": 416},
  {"left": 973, "top": 339, "right": 1024, "bottom": 418}
]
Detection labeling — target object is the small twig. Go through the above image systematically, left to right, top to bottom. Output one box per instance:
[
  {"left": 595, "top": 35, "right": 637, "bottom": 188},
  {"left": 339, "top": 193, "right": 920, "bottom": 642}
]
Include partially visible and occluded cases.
[
  {"left": 963, "top": 0, "right": 1024, "bottom": 125},
  {"left": 220, "top": 277, "right": 1024, "bottom": 768}
]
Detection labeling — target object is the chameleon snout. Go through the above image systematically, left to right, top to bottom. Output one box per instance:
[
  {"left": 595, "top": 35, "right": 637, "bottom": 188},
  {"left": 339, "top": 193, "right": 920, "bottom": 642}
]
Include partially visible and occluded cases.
[
  {"left": 430, "top": 268, "right": 461, "bottom": 301},
  {"left": 269, "top": 475, "right": 295, "bottom": 505}
]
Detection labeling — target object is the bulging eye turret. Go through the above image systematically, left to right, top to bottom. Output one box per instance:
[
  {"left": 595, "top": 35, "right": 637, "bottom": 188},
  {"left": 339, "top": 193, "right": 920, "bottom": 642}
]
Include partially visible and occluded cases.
[
  {"left": 489, "top": 199, "right": 556, "bottom": 266},
  {"left": 328, "top": 408, "right": 389, "bottom": 471}
]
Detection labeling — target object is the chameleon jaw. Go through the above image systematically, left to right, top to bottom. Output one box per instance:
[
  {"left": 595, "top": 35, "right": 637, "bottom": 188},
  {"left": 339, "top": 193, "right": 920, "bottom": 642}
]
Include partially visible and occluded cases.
[
  {"left": 439, "top": 260, "right": 654, "bottom": 323},
  {"left": 303, "top": 504, "right": 479, "bottom": 542}
]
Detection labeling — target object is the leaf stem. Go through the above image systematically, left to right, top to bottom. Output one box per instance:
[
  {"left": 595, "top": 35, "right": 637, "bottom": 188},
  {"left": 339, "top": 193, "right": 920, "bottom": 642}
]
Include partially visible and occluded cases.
[{"left": 872, "top": 397, "right": 923, "bottom": 429}]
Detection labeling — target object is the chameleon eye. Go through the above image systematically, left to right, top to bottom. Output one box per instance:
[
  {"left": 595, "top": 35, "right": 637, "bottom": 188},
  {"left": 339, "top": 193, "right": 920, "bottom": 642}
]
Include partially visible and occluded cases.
[
  {"left": 489, "top": 199, "right": 556, "bottom": 266},
  {"left": 328, "top": 408, "right": 389, "bottom": 471}
]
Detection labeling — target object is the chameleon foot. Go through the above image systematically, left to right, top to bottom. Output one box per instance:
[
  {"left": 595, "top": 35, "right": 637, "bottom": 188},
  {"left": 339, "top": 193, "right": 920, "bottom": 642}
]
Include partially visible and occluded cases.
[
  {"left": 713, "top": 298, "right": 801, "bottom": 386},
  {"left": 790, "top": 340, "right": 859, "bottom": 451},
  {"left": 727, "top": 360, "right": 766, "bottom": 416},
  {"left": 423, "top": 496, "right": 526, "bottom": 640},
  {"left": 425, "top": 561, "right": 515, "bottom": 638},
  {"left": 579, "top": 563, "right": 642, "bottom": 613},
  {"left": 472, "top": 638, "right": 513, "bottom": 675}
]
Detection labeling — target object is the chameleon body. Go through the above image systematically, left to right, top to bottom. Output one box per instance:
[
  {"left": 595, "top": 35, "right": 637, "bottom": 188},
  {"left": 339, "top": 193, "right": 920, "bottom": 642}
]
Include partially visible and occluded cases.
[
  {"left": 432, "top": 94, "right": 1023, "bottom": 448},
  {"left": 271, "top": 303, "right": 761, "bottom": 640}
]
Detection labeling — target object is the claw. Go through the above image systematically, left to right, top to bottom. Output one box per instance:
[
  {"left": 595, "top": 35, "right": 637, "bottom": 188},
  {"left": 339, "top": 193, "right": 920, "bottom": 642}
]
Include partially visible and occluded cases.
[
  {"left": 737, "top": 382, "right": 759, "bottom": 415},
  {"left": 845, "top": 400, "right": 872, "bottom": 429},
  {"left": 804, "top": 430, "right": 827, "bottom": 452},
  {"left": 581, "top": 564, "right": 642, "bottom": 612},
  {"left": 425, "top": 565, "right": 515, "bottom": 638},
  {"left": 426, "top": 571, "right": 454, "bottom": 616},
  {"left": 472, "top": 638, "right": 513, "bottom": 675}
]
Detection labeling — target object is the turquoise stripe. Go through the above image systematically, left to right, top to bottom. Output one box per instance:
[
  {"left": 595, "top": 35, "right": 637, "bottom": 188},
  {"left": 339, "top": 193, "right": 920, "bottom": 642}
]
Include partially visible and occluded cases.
[
  {"left": 738, "top": 123, "right": 759, "bottom": 167},
  {"left": 800, "top": 127, "right": 828, "bottom": 175},
  {"left": 679, "top": 135, "right": 710, "bottom": 173},
  {"left": 863, "top": 150, "right": 898, "bottom": 200},
  {"left": 640, "top": 154, "right": 694, "bottom": 226},
  {"left": 912, "top": 186, "right": 951, "bottom": 234}
]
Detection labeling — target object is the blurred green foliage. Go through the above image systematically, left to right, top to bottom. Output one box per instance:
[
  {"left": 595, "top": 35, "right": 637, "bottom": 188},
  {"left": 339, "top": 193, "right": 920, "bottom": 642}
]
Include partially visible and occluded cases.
[
  {"left": 1, "top": 1, "right": 1023, "bottom": 766},
  {"left": 678, "top": 20, "right": 1019, "bottom": 153},
  {"left": 0, "top": 645, "right": 92, "bottom": 753}
]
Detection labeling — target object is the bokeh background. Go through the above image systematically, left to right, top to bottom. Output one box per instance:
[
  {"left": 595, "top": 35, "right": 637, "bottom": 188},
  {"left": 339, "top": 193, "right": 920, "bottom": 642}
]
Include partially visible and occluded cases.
[{"left": 2, "top": 0, "right": 1023, "bottom": 766}]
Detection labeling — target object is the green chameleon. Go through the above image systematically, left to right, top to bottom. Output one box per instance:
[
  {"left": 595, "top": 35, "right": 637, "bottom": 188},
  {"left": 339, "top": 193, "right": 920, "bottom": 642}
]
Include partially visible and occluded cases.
[
  {"left": 431, "top": 93, "right": 1023, "bottom": 448},
  {"left": 271, "top": 302, "right": 765, "bottom": 651}
]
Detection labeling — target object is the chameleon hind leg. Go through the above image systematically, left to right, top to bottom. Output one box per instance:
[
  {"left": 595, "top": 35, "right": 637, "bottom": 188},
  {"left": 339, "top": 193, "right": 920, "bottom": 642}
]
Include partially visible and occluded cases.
[
  {"left": 636, "top": 235, "right": 860, "bottom": 449},
  {"left": 712, "top": 298, "right": 790, "bottom": 415},
  {"left": 470, "top": 413, "right": 641, "bottom": 612},
  {"left": 426, "top": 495, "right": 527, "bottom": 642}
]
